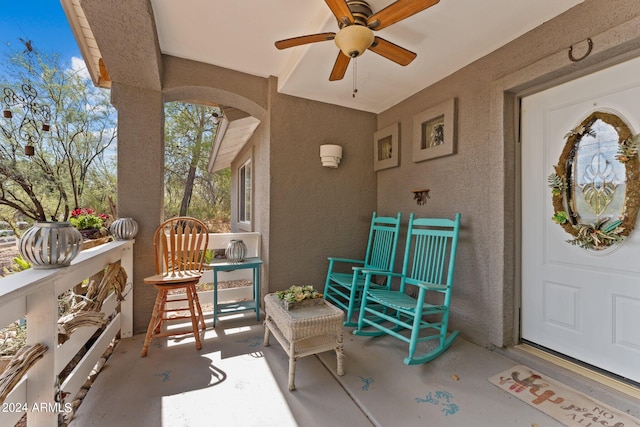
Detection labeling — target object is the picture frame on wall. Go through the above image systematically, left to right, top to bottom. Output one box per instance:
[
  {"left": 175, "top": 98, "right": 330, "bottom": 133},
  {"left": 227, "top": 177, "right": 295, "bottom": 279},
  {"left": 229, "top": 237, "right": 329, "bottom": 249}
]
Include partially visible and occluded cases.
[
  {"left": 412, "top": 98, "right": 457, "bottom": 163},
  {"left": 373, "top": 122, "right": 399, "bottom": 171}
]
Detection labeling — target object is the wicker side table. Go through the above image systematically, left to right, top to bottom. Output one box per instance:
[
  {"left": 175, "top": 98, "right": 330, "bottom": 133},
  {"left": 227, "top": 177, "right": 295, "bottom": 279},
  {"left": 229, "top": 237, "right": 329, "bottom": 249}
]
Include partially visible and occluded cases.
[{"left": 263, "top": 293, "right": 344, "bottom": 391}]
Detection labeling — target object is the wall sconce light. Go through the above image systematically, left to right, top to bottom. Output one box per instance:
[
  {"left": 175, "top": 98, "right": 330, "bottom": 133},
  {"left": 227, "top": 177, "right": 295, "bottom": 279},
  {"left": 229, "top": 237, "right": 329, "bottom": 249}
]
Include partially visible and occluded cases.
[
  {"left": 320, "top": 144, "right": 343, "bottom": 168},
  {"left": 412, "top": 189, "right": 430, "bottom": 205}
]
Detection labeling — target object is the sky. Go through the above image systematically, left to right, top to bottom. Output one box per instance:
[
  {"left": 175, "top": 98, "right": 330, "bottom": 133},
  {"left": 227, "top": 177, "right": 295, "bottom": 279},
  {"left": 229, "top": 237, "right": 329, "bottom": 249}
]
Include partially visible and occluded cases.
[
  {"left": 0, "top": 0, "right": 80, "bottom": 64},
  {"left": 0, "top": 1, "right": 115, "bottom": 157}
]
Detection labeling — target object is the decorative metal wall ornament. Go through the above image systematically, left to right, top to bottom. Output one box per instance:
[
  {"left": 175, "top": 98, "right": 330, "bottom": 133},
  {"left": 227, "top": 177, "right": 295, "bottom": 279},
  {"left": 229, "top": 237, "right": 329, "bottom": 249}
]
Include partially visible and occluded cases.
[
  {"left": 568, "top": 38, "right": 593, "bottom": 62},
  {"left": 1, "top": 83, "right": 51, "bottom": 156},
  {"left": 548, "top": 111, "right": 640, "bottom": 250},
  {"left": 411, "top": 189, "right": 430, "bottom": 205}
]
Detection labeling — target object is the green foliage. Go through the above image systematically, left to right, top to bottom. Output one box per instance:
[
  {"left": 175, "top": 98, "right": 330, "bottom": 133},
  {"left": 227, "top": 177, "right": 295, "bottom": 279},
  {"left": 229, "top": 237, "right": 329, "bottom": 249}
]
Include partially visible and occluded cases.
[
  {"left": 0, "top": 47, "right": 117, "bottom": 221},
  {"left": 0, "top": 47, "right": 231, "bottom": 230},
  {"left": 164, "top": 102, "right": 231, "bottom": 227},
  {"left": 616, "top": 134, "right": 640, "bottom": 163},
  {"left": 547, "top": 173, "right": 565, "bottom": 196},
  {"left": 69, "top": 208, "right": 108, "bottom": 230},
  {"left": 551, "top": 211, "right": 568, "bottom": 224},
  {"left": 69, "top": 214, "right": 103, "bottom": 230},
  {"left": 568, "top": 218, "right": 625, "bottom": 250},
  {"left": 202, "top": 249, "right": 215, "bottom": 264},
  {"left": 1, "top": 255, "right": 30, "bottom": 277},
  {"left": 13, "top": 255, "right": 30, "bottom": 271},
  {"left": 276, "top": 285, "right": 322, "bottom": 303}
]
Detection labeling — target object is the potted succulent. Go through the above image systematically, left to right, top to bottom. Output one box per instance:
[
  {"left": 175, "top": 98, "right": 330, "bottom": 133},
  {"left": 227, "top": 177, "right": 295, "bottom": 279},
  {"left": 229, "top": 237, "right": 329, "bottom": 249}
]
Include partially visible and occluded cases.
[{"left": 275, "top": 285, "right": 323, "bottom": 310}]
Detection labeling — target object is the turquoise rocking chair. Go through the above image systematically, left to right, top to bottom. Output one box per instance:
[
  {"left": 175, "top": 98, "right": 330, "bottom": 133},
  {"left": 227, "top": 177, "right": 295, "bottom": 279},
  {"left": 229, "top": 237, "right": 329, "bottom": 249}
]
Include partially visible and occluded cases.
[
  {"left": 323, "top": 212, "right": 402, "bottom": 326},
  {"left": 354, "top": 213, "right": 461, "bottom": 365}
]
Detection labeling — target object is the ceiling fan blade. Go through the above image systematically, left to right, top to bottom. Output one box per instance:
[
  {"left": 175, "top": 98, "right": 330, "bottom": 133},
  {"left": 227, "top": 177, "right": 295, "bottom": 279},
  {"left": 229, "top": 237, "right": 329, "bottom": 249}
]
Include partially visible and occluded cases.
[
  {"left": 325, "top": 0, "right": 354, "bottom": 26},
  {"left": 368, "top": 0, "right": 440, "bottom": 30},
  {"left": 275, "top": 32, "right": 336, "bottom": 50},
  {"left": 368, "top": 36, "right": 416, "bottom": 66},
  {"left": 329, "top": 52, "right": 351, "bottom": 81}
]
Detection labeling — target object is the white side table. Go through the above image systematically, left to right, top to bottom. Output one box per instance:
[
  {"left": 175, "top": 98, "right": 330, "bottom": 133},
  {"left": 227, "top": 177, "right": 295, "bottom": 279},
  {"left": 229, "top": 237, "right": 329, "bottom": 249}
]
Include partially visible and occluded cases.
[{"left": 263, "top": 293, "right": 344, "bottom": 391}]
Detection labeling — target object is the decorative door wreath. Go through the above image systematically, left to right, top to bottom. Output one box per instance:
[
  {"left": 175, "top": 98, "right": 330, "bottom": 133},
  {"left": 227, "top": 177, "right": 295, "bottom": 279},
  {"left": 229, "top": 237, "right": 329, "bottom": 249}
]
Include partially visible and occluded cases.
[{"left": 547, "top": 111, "right": 640, "bottom": 250}]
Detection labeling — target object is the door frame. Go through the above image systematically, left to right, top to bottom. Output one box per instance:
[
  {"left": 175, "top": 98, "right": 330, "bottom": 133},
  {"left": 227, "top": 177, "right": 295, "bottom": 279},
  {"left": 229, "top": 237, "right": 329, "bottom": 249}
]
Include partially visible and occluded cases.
[
  {"left": 485, "top": 21, "right": 640, "bottom": 349},
  {"left": 512, "top": 50, "right": 640, "bottom": 346},
  {"left": 514, "top": 80, "right": 640, "bottom": 396}
]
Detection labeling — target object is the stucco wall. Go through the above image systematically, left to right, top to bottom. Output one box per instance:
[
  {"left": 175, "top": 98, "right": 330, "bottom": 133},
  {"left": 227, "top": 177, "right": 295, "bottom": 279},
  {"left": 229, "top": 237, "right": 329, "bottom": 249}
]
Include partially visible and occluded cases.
[
  {"left": 87, "top": 0, "right": 640, "bottom": 341},
  {"left": 375, "top": 0, "right": 640, "bottom": 348},
  {"left": 267, "top": 78, "right": 377, "bottom": 292},
  {"left": 111, "top": 83, "right": 165, "bottom": 334}
]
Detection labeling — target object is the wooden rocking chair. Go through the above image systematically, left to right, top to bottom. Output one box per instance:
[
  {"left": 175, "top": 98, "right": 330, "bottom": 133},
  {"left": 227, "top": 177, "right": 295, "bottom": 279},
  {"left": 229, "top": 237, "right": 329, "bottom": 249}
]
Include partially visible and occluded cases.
[
  {"left": 323, "top": 212, "right": 402, "bottom": 326},
  {"left": 354, "top": 213, "right": 461, "bottom": 365},
  {"left": 141, "top": 217, "right": 209, "bottom": 357}
]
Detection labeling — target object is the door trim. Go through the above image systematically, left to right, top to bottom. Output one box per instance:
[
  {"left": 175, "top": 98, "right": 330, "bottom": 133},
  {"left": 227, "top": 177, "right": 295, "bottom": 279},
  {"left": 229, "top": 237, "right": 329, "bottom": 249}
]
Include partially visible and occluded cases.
[
  {"left": 486, "top": 12, "right": 640, "bottom": 348},
  {"left": 515, "top": 54, "right": 640, "bottom": 387},
  {"left": 516, "top": 343, "right": 640, "bottom": 399}
]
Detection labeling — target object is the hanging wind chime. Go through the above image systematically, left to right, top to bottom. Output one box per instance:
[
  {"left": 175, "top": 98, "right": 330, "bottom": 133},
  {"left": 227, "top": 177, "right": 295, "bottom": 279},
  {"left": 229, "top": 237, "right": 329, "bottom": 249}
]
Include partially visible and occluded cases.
[{"left": 2, "top": 83, "right": 51, "bottom": 156}]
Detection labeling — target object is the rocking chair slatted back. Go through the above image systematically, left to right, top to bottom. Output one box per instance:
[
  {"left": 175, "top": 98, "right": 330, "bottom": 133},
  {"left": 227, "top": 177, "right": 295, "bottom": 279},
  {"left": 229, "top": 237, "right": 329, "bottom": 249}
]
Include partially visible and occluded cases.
[
  {"left": 324, "top": 212, "right": 402, "bottom": 327},
  {"left": 354, "top": 213, "right": 462, "bottom": 365},
  {"left": 367, "top": 217, "right": 401, "bottom": 270},
  {"left": 407, "top": 221, "right": 458, "bottom": 287}
]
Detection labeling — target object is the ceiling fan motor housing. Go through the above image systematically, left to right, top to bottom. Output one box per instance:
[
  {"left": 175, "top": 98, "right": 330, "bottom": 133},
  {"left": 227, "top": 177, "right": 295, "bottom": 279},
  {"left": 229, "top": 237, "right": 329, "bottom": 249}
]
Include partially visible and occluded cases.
[{"left": 338, "top": 0, "right": 373, "bottom": 28}]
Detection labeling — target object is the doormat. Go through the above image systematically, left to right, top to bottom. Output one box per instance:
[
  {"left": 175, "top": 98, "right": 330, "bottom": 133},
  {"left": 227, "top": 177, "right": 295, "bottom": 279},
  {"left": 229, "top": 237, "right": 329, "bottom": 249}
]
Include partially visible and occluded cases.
[{"left": 489, "top": 365, "right": 640, "bottom": 427}]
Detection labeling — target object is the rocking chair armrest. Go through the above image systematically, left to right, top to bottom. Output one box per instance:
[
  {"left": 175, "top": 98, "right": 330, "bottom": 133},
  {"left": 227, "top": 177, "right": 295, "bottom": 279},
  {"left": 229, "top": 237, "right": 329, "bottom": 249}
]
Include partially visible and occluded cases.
[
  {"left": 327, "top": 257, "right": 365, "bottom": 265},
  {"left": 361, "top": 269, "right": 401, "bottom": 277},
  {"left": 418, "top": 282, "right": 448, "bottom": 291}
]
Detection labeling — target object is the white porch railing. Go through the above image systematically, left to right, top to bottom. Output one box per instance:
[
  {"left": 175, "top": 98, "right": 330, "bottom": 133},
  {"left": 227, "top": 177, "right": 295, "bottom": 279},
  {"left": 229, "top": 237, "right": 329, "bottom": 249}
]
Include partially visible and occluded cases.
[
  {"left": 203, "top": 231, "right": 261, "bottom": 282},
  {"left": 0, "top": 232, "right": 260, "bottom": 427},
  {"left": 167, "top": 232, "right": 263, "bottom": 309},
  {"left": 0, "top": 240, "right": 134, "bottom": 427}
]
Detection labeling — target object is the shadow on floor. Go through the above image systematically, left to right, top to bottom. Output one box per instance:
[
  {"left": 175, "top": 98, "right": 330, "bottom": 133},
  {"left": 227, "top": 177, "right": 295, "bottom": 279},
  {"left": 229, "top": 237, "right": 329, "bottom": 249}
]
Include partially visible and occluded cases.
[{"left": 70, "top": 312, "right": 637, "bottom": 427}]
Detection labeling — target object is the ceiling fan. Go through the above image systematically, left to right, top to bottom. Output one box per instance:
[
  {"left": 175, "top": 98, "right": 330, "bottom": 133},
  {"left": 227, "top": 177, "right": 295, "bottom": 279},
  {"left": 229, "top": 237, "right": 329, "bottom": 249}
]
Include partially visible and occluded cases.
[{"left": 275, "top": 0, "right": 440, "bottom": 81}]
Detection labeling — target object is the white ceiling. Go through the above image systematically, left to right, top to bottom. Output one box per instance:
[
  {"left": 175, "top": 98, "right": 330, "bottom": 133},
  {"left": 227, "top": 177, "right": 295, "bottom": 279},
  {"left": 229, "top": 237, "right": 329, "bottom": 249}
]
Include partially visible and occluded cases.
[{"left": 151, "top": 0, "right": 585, "bottom": 114}]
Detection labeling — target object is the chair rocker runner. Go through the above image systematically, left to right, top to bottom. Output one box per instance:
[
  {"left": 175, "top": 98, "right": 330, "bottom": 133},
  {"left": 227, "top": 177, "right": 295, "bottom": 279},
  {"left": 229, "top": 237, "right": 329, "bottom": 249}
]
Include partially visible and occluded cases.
[
  {"left": 323, "top": 212, "right": 401, "bottom": 326},
  {"left": 354, "top": 213, "right": 461, "bottom": 365},
  {"left": 141, "top": 217, "right": 209, "bottom": 357}
]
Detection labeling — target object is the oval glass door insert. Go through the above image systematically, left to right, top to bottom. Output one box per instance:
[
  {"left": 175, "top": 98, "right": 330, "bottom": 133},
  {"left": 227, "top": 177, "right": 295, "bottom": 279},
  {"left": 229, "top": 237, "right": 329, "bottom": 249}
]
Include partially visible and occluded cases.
[{"left": 548, "top": 111, "right": 640, "bottom": 250}]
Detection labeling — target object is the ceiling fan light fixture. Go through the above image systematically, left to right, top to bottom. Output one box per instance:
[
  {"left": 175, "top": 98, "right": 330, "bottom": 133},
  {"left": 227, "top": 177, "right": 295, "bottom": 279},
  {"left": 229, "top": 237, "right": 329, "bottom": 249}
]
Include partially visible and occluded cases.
[{"left": 334, "top": 25, "right": 374, "bottom": 58}]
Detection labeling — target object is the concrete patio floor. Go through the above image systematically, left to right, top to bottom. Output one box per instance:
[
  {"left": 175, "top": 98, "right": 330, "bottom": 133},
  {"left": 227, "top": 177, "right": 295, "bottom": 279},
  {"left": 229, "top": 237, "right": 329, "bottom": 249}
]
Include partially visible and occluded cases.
[{"left": 69, "top": 311, "right": 640, "bottom": 427}]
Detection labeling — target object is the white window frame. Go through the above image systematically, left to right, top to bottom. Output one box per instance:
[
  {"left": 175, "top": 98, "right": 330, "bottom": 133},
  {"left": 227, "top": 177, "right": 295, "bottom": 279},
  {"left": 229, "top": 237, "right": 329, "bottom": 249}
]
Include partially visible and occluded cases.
[{"left": 238, "top": 159, "right": 252, "bottom": 228}]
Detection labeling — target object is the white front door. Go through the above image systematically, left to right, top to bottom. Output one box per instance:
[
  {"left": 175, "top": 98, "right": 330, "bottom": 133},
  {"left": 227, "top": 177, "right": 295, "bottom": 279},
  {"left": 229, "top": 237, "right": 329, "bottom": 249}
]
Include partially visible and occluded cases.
[{"left": 521, "top": 56, "right": 640, "bottom": 383}]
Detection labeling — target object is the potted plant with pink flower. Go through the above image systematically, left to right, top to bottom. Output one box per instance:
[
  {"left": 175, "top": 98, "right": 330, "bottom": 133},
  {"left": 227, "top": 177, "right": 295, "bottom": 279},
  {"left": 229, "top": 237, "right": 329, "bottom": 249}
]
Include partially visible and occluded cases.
[{"left": 69, "top": 208, "right": 110, "bottom": 239}]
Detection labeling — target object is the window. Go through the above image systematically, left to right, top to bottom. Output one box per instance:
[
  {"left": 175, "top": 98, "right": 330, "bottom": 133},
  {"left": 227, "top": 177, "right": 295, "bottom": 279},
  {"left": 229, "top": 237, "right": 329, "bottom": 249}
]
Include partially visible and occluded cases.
[{"left": 239, "top": 159, "right": 251, "bottom": 224}]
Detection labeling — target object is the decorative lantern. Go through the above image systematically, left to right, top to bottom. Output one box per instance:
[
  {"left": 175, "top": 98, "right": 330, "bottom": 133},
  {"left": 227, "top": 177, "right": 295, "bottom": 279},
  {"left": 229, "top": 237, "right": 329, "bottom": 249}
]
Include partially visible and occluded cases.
[
  {"left": 110, "top": 217, "right": 139, "bottom": 240},
  {"left": 19, "top": 222, "right": 83, "bottom": 269},
  {"left": 225, "top": 239, "right": 247, "bottom": 262}
]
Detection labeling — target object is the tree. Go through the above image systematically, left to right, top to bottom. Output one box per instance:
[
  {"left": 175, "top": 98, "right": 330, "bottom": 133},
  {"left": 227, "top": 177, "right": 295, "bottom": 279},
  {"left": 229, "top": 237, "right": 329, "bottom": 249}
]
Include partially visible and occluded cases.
[
  {"left": 0, "top": 47, "right": 116, "bottom": 222},
  {"left": 164, "top": 102, "right": 230, "bottom": 227}
]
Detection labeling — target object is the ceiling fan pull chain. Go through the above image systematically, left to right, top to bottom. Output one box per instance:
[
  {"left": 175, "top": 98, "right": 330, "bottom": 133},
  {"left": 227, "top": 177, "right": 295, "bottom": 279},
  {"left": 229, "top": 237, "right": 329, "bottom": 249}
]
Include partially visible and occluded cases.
[{"left": 352, "top": 58, "right": 358, "bottom": 98}]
